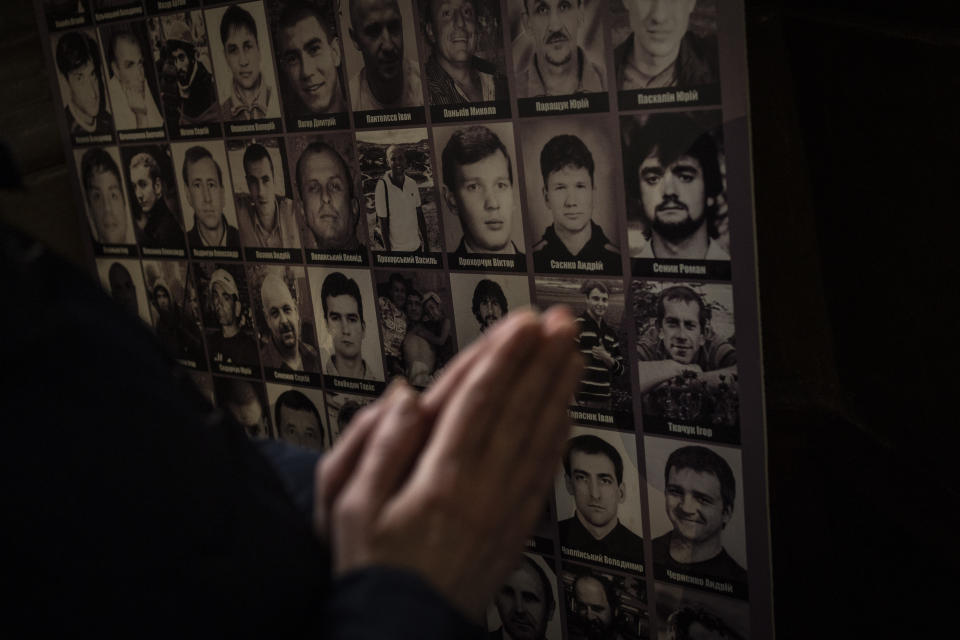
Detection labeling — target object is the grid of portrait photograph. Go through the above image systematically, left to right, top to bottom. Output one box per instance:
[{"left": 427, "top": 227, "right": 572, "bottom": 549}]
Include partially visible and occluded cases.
[{"left": 40, "top": 0, "right": 762, "bottom": 637}]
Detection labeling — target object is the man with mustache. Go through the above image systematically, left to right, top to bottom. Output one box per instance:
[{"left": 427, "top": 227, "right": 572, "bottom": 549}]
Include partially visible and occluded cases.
[
  {"left": 276, "top": 0, "right": 348, "bottom": 118},
  {"left": 346, "top": 0, "right": 423, "bottom": 110},
  {"left": 422, "top": 0, "right": 508, "bottom": 105},
  {"left": 519, "top": 0, "right": 605, "bottom": 97},
  {"left": 218, "top": 5, "right": 280, "bottom": 121},
  {"left": 163, "top": 21, "right": 219, "bottom": 126},
  {"left": 104, "top": 28, "right": 163, "bottom": 131},
  {"left": 55, "top": 31, "right": 114, "bottom": 136},
  {"left": 624, "top": 112, "right": 728, "bottom": 260},
  {"left": 295, "top": 141, "right": 365, "bottom": 252},
  {"left": 237, "top": 143, "right": 299, "bottom": 249},
  {"left": 182, "top": 146, "right": 240, "bottom": 249},
  {"left": 81, "top": 148, "right": 132, "bottom": 245},
  {"left": 128, "top": 151, "right": 185, "bottom": 248},
  {"left": 320, "top": 271, "right": 373, "bottom": 380},
  {"left": 259, "top": 272, "right": 321, "bottom": 373},
  {"left": 472, "top": 279, "right": 507, "bottom": 332},
  {"left": 636, "top": 285, "right": 736, "bottom": 394},
  {"left": 558, "top": 435, "right": 643, "bottom": 566},
  {"left": 652, "top": 445, "right": 746, "bottom": 586},
  {"left": 488, "top": 556, "right": 556, "bottom": 640},
  {"left": 567, "top": 572, "right": 625, "bottom": 640}
]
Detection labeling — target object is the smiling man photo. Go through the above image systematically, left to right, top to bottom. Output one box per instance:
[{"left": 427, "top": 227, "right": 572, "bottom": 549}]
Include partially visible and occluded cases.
[{"left": 276, "top": 0, "right": 347, "bottom": 118}]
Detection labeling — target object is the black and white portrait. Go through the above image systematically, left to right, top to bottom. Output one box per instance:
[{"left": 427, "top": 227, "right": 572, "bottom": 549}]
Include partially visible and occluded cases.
[
  {"left": 98, "top": 20, "right": 164, "bottom": 133},
  {"left": 52, "top": 30, "right": 114, "bottom": 142},
  {"left": 521, "top": 116, "right": 623, "bottom": 275},
  {"left": 171, "top": 140, "right": 241, "bottom": 251},
  {"left": 119, "top": 144, "right": 186, "bottom": 251},
  {"left": 74, "top": 146, "right": 136, "bottom": 248},
  {"left": 95, "top": 257, "right": 150, "bottom": 324},
  {"left": 141, "top": 259, "right": 206, "bottom": 368},
  {"left": 194, "top": 262, "right": 261, "bottom": 375},
  {"left": 247, "top": 264, "right": 322, "bottom": 377},
  {"left": 448, "top": 272, "right": 530, "bottom": 350},
  {"left": 213, "top": 376, "right": 273, "bottom": 439},
  {"left": 267, "top": 383, "right": 330, "bottom": 451},
  {"left": 324, "top": 390, "right": 373, "bottom": 442},
  {"left": 645, "top": 436, "right": 748, "bottom": 598},
  {"left": 486, "top": 554, "right": 562, "bottom": 640},
  {"left": 561, "top": 565, "right": 649, "bottom": 640},
  {"left": 654, "top": 582, "right": 749, "bottom": 640}
]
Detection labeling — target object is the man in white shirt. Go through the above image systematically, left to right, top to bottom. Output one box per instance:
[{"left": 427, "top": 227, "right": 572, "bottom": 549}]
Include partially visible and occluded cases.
[{"left": 375, "top": 145, "right": 427, "bottom": 253}]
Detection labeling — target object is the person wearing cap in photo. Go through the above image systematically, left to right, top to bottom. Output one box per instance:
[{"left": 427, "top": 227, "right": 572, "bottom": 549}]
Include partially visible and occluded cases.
[
  {"left": 163, "top": 18, "right": 219, "bottom": 125},
  {"left": 205, "top": 267, "right": 259, "bottom": 369},
  {"left": 149, "top": 275, "right": 204, "bottom": 365}
]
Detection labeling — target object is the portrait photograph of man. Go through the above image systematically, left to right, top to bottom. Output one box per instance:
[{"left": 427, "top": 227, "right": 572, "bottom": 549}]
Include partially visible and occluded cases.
[
  {"left": 43, "top": 0, "right": 91, "bottom": 30},
  {"left": 271, "top": 0, "right": 349, "bottom": 125},
  {"left": 339, "top": 0, "right": 424, "bottom": 112},
  {"left": 418, "top": 0, "right": 509, "bottom": 109},
  {"left": 508, "top": 0, "right": 606, "bottom": 99},
  {"left": 611, "top": 0, "right": 719, "bottom": 96},
  {"left": 205, "top": 2, "right": 282, "bottom": 127},
  {"left": 148, "top": 12, "right": 221, "bottom": 132},
  {"left": 99, "top": 21, "right": 164, "bottom": 132},
  {"left": 52, "top": 30, "right": 114, "bottom": 142},
  {"left": 621, "top": 111, "right": 729, "bottom": 270},
  {"left": 522, "top": 116, "right": 623, "bottom": 275},
  {"left": 434, "top": 123, "right": 526, "bottom": 270},
  {"left": 356, "top": 128, "right": 442, "bottom": 257},
  {"left": 287, "top": 133, "right": 368, "bottom": 258},
  {"left": 226, "top": 138, "right": 302, "bottom": 251},
  {"left": 172, "top": 141, "right": 241, "bottom": 251},
  {"left": 120, "top": 144, "right": 186, "bottom": 250},
  {"left": 74, "top": 146, "right": 136, "bottom": 247},
  {"left": 95, "top": 257, "right": 150, "bottom": 325},
  {"left": 142, "top": 260, "right": 207, "bottom": 368},
  {"left": 195, "top": 263, "right": 261, "bottom": 374},
  {"left": 247, "top": 264, "right": 322, "bottom": 376},
  {"left": 309, "top": 267, "right": 384, "bottom": 382},
  {"left": 448, "top": 272, "right": 530, "bottom": 350},
  {"left": 634, "top": 281, "right": 739, "bottom": 441},
  {"left": 213, "top": 377, "right": 273, "bottom": 439},
  {"left": 267, "top": 384, "right": 330, "bottom": 451},
  {"left": 324, "top": 390, "right": 373, "bottom": 442},
  {"left": 555, "top": 429, "right": 644, "bottom": 571},
  {"left": 645, "top": 437, "right": 748, "bottom": 598},
  {"left": 485, "top": 554, "right": 562, "bottom": 640},
  {"left": 561, "top": 566, "right": 648, "bottom": 640},
  {"left": 654, "top": 582, "right": 749, "bottom": 640}
]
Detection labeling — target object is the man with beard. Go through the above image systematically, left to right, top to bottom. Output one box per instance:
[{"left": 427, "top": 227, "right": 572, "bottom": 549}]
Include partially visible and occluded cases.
[
  {"left": 276, "top": 0, "right": 348, "bottom": 118},
  {"left": 346, "top": 0, "right": 423, "bottom": 110},
  {"left": 422, "top": 0, "right": 508, "bottom": 105},
  {"left": 518, "top": 0, "right": 605, "bottom": 97},
  {"left": 613, "top": 0, "right": 718, "bottom": 91},
  {"left": 218, "top": 5, "right": 280, "bottom": 121},
  {"left": 163, "top": 21, "right": 219, "bottom": 125},
  {"left": 104, "top": 29, "right": 163, "bottom": 131},
  {"left": 55, "top": 31, "right": 114, "bottom": 136},
  {"left": 624, "top": 112, "right": 728, "bottom": 260},
  {"left": 532, "top": 135, "right": 621, "bottom": 274},
  {"left": 295, "top": 141, "right": 365, "bottom": 252},
  {"left": 237, "top": 143, "right": 299, "bottom": 249},
  {"left": 375, "top": 145, "right": 427, "bottom": 253},
  {"left": 182, "top": 146, "right": 240, "bottom": 249},
  {"left": 81, "top": 148, "right": 132, "bottom": 245},
  {"left": 128, "top": 151, "right": 185, "bottom": 248},
  {"left": 107, "top": 262, "right": 140, "bottom": 318},
  {"left": 205, "top": 267, "right": 259, "bottom": 369},
  {"left": 320, "top": 271, "right": 373, "bottom": 380},
  {"left": 258, "top": 272, "right": 321, "bottom": 373},
  {"left": 377, "top": 273, "right": 408, "bottom": 377},
  {"left": 149, "top": 276, "right": 204, "bottom": 365},
  {"left": 472, "top": 279, "right": 507, "bottom": 332},
  {"left": 574, "top": 281, "right": 624, "bottom": 410},
  {"left": 636, "top": 285, "right": 736, "bottom": 394},
  {"left": 218, "top": 378, "right": 271, "bottom": 439},
  {"left": 274, "top": 389, "right": 327, "bottom": 450},
  {"left": 558, "top": 435, "right": 643, "bottom": 566},
  {"left": 652, "top": 446, "right": 747, "bottom": 586},
  {"left": 488, "top": 556, "right": 555, "bottom": 640},
  {"left": 568, "top": 572, "right": 625, "bottom": 640}
]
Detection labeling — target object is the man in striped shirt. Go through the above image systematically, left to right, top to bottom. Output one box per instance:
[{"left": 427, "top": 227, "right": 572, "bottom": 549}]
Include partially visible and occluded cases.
[{"left": 575, "top": 280, "right": 624, "bottom": 410}]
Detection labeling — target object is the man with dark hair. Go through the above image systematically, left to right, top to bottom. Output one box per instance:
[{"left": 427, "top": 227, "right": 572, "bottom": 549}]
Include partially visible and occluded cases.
[
  {"left": 277, "top": 0, "right": 347, "bottom": 116},
  {"left": 346, "top": 0, "right": 423, "bottom": 110},
  {"left": 422, "top": 0, "right": 508, "bottom": 105},
  {"left": 518, "top": 0, "right": 604, "bottom": 97},
  {"left": 614, "top": 0, "right": 718, "bottom": 91},
  {"left": 218, "top": 5, "right": 279, "bottom": 120},
  {"left": 163, "top": 21, "right": 219, "bottom": 125},
  {"left": 104, "top": 28, "right": 162, "bottom": 130},
  {"left": 55, "top": 31, "right": 114, "bottom": 136},
  {"left": 623, "top": 113, "right": 727, "bottom": 260},
  {"left": 441, "top": 126, "right": 523, "bottom": 258},
  {"left": 532, "top": 135, "right": 620, "bottom": 273},
  {"left": 295, "top": 141, "right": 364, "bottom": 251},
  {"left": 237, "top": 143, "right": 299, "bottom": 248},
  {"left": 375, "top": 145, "right": 428, "bottom": 253},
  {"left": 181, "top": 146, "right": 240, "bottom": 248},
  {"left": 81, "top": 148, "right": 130, "bottom": 245},
  {"left": 128, "top": 151, "right": 185, "bottom": 248},
  {"left": 107, "top": 261, "right": 139, "bottom": 317},
  {"left": 205, "top": 267, "right": 259, "bottom": 369},
  {"left": 320, "top": 271, "right": 372, "bottom": 380},
  {"left": 259, "top": 272, "right": 321, "bottom": 372},
  {"left": 377, "top": 272, "right": 408, "bottom": 376},
  {"left": 149, "top": 276, "right": 204, "bottom": 365},
  {"left": 472, "top": 279, "right": 507, "bottom": 332},
  {"left": 574, "top": 280, "right": 624, "bottom": 409},
  {"left": 636, "top": 285, "right": 736, "bottom": 393},
  {"left": 219, "top": 378, "right": 271, "bottom": 439},
  {"left": 274, "top": 389, "right": 326, "bottom": 450},
  {"left": 336, "top": 398, "right": 363, "bottom": 434},
  {"left": 559, "top": 434, "right": 643, "bottom": 565},
  {"left": 652, "top": 445, "right": 746, "bottom": 585},
  {"left": 489, "top": 556, "right": 555, "bottom": 640},
  {"left": 568, "top": 571, "right": 624, "bottom": 640},
  {"left": 665, "top": 605, "right": 744, "bottom": 640}
]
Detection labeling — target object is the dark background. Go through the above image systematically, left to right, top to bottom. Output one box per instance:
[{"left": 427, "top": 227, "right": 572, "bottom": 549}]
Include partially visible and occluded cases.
[{"left": 3, "top": 0, "right": 957, "bottom": 636}]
